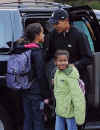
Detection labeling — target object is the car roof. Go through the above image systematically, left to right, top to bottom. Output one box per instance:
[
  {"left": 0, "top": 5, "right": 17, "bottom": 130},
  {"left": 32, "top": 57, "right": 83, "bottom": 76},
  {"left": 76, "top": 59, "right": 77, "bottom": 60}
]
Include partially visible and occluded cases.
[
  {"left": 0, "top": 1, "right": 71, "bottom": 11},
  {"left": 93, "top": 9, "right": 100, "bottom": 20}
]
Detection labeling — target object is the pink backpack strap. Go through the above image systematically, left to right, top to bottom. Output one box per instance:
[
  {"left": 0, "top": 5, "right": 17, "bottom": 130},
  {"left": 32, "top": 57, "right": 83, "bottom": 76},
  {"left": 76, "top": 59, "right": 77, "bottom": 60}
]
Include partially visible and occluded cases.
[{"left": 24, "top": 43, "right": 40, "bottom": 48}]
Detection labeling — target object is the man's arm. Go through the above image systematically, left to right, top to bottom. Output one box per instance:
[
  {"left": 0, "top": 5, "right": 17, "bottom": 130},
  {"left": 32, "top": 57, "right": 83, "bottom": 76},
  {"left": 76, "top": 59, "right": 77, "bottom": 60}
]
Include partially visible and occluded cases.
[
  {"left": 45, "top": 31, "right": 56, "bottom": 61},
  {"left": 74, "top": 32, "right": 93, "bottom": 70}
]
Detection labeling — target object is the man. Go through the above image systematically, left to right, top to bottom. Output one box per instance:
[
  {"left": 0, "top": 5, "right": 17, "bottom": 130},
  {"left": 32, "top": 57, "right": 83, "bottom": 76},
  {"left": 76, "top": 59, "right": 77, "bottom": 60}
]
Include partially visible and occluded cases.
[{"left": 46, "top": 8, "right": 93, "bottom": 90}]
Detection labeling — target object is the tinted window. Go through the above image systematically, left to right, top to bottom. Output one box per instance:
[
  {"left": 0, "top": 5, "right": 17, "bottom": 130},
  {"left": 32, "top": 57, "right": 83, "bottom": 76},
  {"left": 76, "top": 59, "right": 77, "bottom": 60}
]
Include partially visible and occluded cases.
[
  {"left": 0, "top": 10, "right": 23, "bottom": 49},
  {"left": 0, "top": 11, "right": 13, "bottom": 48}
]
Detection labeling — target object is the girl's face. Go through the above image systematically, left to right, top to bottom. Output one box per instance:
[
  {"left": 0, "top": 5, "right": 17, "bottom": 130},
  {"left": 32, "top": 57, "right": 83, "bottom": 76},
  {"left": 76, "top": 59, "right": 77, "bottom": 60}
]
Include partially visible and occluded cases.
[
  {"left": 38, "top": 27, "right": 45, "bottom": 43},
  {"left": 55, "top": 55, "right": 68, "bottom": 70}
]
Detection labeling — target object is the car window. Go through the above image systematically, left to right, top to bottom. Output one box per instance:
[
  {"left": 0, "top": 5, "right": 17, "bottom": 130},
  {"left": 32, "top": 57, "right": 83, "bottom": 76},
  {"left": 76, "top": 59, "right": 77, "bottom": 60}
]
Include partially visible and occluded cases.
[
  {"left": 94, "top": 9, "right": 100, "bottom": 24},
  {"left": 0, "top": 10, "right": 23, "bottom": 49},
  {"left": 11, "top": 10, "right": 23, "bottom": 42},
  {"left": 0, "top": 11, "right": 13, "bottom": 48}
]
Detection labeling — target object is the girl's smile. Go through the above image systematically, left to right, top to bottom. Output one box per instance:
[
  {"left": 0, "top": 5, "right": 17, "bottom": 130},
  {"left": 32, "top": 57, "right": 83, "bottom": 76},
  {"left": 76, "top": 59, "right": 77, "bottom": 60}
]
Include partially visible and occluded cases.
[{"left": 55, "top": 55, "right": 68, "bottom": 70}]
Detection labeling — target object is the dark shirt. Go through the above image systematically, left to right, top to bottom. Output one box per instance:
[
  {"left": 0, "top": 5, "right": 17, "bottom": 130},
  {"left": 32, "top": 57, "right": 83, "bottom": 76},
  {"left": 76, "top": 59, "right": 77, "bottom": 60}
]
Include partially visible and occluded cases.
[{"left": 46, "top": 26, "right": 93, "bottom": 77}]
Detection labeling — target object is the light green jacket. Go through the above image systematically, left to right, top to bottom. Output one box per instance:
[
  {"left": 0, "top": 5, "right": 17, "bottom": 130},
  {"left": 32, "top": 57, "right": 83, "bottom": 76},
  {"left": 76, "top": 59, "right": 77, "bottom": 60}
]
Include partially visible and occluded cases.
[{"left": 54, "top": 65, "right": 86, "bottom": 125}]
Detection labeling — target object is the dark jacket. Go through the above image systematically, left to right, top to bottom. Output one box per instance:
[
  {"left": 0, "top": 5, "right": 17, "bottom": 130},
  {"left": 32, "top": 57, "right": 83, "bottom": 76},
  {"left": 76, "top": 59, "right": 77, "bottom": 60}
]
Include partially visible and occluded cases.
[
  {"left": 46, "top": 26, "right": 93, "bottom": 78},
  {"left": 12, "top": 43, "right": 50, "bottom": 99}
]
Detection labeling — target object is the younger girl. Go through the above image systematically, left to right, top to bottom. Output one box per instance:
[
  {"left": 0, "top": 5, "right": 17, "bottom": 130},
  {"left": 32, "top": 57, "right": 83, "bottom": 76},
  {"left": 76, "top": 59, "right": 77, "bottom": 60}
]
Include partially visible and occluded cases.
[{"left": 54, "top": 49, "right": 86, "bottom": 130}]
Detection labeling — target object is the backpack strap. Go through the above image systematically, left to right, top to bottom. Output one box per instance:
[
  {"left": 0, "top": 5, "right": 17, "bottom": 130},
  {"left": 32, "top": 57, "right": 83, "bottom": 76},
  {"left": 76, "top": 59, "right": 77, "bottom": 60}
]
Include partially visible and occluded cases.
[{"left": 24, "top": 43, "right": 40, "bottom": 48}]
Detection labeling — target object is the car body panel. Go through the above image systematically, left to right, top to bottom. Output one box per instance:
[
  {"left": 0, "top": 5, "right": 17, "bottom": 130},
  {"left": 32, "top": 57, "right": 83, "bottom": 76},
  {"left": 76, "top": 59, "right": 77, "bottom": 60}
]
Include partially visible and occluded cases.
[{"left": 94, "top": 9, "right": 100, "bottom": 24}]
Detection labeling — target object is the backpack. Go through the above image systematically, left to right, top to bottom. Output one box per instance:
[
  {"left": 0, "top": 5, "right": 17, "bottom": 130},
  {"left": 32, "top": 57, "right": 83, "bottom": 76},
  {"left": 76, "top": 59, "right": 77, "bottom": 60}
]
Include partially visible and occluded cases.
[
  {"left": 6, "top": 50, "right": 32, "bottom": 90},
  {"left": 78, "top": 79, "right": 85, "bottom": 95}
]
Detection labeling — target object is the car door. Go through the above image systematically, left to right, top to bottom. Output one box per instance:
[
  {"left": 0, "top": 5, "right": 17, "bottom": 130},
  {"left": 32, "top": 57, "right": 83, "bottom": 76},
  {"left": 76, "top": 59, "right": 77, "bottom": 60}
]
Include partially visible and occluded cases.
[
  {"left": 64, "top": 5, "right": 100, "bottom": 104},
  {"left": 65, "top": 5, "right": 100, "bottom": 52},
  {"left": 0, "top": 9, "right": 24, "bottom": 130}
]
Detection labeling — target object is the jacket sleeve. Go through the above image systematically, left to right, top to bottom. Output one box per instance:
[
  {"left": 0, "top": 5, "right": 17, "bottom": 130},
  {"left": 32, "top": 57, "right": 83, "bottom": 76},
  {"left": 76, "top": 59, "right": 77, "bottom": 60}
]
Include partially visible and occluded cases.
[
  {"left": 45, "top": 30, "right": 56, "bottom": 61},
  {"left": 74, "top": 32, "right": 93, "bottom": 70},
  {"left": 31, "top": 49, "right": 51, "bottom": 99},
  {"left": 67, "top": 77, "right": 86, "bottom": 125}
]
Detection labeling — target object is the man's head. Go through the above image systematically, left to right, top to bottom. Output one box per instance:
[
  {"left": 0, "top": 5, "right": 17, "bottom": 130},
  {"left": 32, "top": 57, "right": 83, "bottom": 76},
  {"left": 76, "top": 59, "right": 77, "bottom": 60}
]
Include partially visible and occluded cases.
[{"left": 49, "top": 9, "right": 70, "bottom": 33}]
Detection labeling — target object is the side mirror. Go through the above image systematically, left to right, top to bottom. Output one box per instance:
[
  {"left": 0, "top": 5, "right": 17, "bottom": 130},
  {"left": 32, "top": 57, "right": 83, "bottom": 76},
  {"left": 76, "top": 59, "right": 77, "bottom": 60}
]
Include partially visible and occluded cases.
[
  {"left": 6, "top": 41, "right": 14, "bottom": 52},
  {"left": 7, "top": 41, "right": 13, "bottom": 48}
]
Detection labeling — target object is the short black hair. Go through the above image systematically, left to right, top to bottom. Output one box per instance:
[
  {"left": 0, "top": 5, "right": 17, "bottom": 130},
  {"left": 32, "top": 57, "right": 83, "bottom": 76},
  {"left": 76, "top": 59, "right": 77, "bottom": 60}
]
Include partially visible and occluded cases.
[
  {"left": 24, "top": 23, "right": 42, "bottom": 42},
  {"left": 54, "top": 49, "right": 69, "bottom": 60}
]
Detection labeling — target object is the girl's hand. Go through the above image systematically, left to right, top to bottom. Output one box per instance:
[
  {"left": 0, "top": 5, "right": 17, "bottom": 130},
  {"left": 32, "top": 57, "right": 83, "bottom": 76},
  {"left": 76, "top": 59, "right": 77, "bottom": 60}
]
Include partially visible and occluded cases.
[
  {"left": 51, "top": 79, "right": 54, "bottom": 86},
  {"left": 44, "top": 99, "right": 49, "bottom": 104}
]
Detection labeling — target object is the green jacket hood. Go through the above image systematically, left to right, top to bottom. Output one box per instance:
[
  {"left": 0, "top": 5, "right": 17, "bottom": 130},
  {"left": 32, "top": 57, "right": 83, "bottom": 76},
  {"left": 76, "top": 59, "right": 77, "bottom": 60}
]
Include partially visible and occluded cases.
[{"left": 60, "top": 65, "right": 79, "bottom": 79}]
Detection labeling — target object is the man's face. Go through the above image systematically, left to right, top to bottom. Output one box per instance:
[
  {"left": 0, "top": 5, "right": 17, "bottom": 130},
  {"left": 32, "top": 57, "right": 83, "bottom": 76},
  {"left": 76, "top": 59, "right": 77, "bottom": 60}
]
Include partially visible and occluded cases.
[{"left": 53, "top": 18, "right": 70, "bottom": 33}]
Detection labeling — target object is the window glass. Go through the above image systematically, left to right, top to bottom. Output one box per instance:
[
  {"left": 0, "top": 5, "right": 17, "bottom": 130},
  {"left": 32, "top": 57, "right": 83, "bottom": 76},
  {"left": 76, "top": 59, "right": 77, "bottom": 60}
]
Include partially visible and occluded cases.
[
  {"left": 0, "top": 10, "right": 23, "bottom": 49},
  {"left": 11, "top": 10, "right": 23, "bottom": 41},
  {"left": 0, "top": 11, "right": 13, "bottom": 48}
]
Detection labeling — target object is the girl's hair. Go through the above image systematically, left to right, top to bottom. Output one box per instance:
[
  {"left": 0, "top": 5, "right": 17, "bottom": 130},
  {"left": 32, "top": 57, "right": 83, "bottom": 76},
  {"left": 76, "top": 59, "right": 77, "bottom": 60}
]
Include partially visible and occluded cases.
[
  {"left": 24, "top": 23, "right": 42, "bottom": 42},
  {"left": 54, "top": 49, "right": 69, "bottom": 60}
]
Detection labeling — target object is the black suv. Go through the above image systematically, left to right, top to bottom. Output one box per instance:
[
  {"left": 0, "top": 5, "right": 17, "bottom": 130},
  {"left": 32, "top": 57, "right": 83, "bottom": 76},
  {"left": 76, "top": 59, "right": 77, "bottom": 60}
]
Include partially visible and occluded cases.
[{"left": 0, "top": 1, "right": 100, "bottom": 130}]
